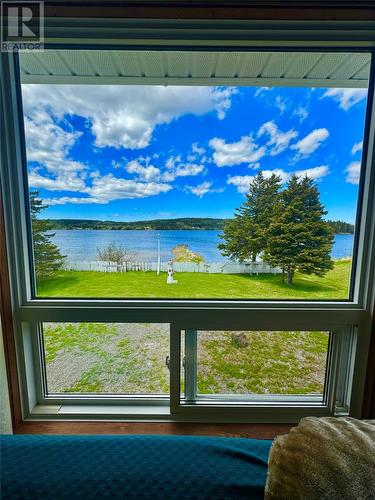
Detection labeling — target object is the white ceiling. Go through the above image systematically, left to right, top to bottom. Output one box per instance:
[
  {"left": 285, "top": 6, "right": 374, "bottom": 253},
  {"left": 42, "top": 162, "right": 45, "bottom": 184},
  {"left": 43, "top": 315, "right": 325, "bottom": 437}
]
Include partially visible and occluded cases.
[{"left": 19, "top": 49, "right": 370, "bottom": 88}]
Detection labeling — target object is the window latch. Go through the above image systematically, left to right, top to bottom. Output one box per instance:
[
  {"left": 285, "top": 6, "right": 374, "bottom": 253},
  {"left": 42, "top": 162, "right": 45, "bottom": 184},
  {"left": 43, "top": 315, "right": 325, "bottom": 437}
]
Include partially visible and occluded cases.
[{"left": 166, "top": 356, "right": 186, "bottom": 370}]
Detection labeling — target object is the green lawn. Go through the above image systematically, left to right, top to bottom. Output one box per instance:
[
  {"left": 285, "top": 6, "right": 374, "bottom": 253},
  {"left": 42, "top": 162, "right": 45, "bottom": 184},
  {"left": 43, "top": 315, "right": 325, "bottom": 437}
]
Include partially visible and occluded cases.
[
  {"left": 38, "top": 259, "right": 351, "bottom": 299},
  {"left": 40, "top": 263, "right": 349, "bottom": 395},
  {"left": 43, "top": 323, "right": 329, "bottom": 396}
]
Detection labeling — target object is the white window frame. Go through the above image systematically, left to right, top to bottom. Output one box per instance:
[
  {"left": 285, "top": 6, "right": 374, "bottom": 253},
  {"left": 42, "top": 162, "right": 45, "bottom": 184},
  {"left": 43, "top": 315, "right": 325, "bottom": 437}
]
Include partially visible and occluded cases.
[{"left": 1, "top": 19, "right": 375, "bottom": 423}]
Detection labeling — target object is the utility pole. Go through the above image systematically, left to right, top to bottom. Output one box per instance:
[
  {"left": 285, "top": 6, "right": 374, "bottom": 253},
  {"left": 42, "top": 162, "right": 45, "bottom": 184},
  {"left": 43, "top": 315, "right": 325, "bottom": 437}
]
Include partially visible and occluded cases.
[{"left": 157, "top": 233, "right": 160, "bottom": 276}]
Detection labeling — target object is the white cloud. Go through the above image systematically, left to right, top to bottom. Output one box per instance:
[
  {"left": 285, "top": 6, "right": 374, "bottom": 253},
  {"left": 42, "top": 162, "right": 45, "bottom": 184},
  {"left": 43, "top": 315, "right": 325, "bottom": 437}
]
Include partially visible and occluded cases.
[
  {"left": 22, "top": 84, "right": 236, "bottom": 150},
  {"left": 22, "top": 84, "right": 233, "bottom": 206},
  {"left": 254, "top": 87, "right": 270, "bottom": 97},
  {"left": 254, "top": 88, "right": 289, "bottom": 114},
  {"left": 321, "top": 88, "right": 367, "bottom": 110},
  {"left": 275, "top": 95, "right": 288, "bottom": 114},
  {"left": 293, "top": 106, "right": 308, "bottom": 122},
  {"left": 24, "top": 110, "right": 88, "bottom": 193},
  {"left": 24, "top": 110, "right": 87, "bottom": 187},
  {"left": 24, "top": 114, "right": 81, "bottom": 169},
  {"left": 258, "top": 121, "right": 298, "bottom": 156},
  {"left": 291, "top": 128, "right": 329, "bottom": 156},
  {"left": 209, "top": 136, "right": 266, "bottom": 167},
  {"left": 351, "top": 141, "right": 363, "bottom": 155},
  {"left": 192, "top": 143, "right": 206, "bottom": 155},
  {"left": 162, "top": 152, "right": 206, "bottom": 181},
  {"left": 165, "top": 155, "right": 181, "bottom": 170},
  {"left": 125, "top": 159, "right": 161, "bottom": 182},
  {"left": 345, "top": 161, "right": 361, "bottom": 185},
  {"left": 249, "top": 162, "right": 260, "bottom": 169},
  {"left": 174, "top": 163, "right": 205, "bottom": 178},
  {"left": 227, "top": 165, "right": 328, "bottom": 193},
  {"left": 294, "top": 165, "right": 329, "bottom": 180},
  {"left": 28, "top": 171, "right": 86, "bottom": 192},
  {"left": 44, "top": 174, "right": 173, "bottom": 205},
  {"left": 88, "top": 174, "right": 172, "bottom": 201},
  {"left": 227, "top": 175, "right": 255, "bottom": 194},
  {"left": 184, "top": 181, "right": 222, "bottom": 197},
  {"left": 43, "top": 196, "right": 105, "bottom": 206}
]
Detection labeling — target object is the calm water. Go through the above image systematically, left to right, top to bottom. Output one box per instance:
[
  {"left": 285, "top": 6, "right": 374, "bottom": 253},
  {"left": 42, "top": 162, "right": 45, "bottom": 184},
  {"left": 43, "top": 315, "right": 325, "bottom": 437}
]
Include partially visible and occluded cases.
[{"left": 50, "top": 230, "right": 354, "bottom": 263}]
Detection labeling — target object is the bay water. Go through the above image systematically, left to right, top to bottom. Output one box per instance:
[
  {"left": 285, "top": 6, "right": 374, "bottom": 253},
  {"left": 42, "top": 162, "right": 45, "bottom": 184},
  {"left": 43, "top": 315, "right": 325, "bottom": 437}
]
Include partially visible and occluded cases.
[{"left": 50, "top": 230, "right": 354, "bottom": 263}]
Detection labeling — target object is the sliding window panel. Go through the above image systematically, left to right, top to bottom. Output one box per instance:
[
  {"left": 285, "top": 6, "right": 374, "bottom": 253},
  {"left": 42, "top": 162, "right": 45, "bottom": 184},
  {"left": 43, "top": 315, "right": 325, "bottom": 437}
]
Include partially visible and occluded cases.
[
  {"left": 40, "top": 322, "right": 169, "bottom": 397},
  {"left": 180, "top": 330, "right": 331, "bottom": 405}
]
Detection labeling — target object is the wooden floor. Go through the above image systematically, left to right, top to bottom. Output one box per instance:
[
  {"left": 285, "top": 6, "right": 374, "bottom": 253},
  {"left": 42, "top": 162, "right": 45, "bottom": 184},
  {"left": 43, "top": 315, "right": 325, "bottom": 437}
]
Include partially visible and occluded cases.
[{"left": 15, "top": 421, "right": 293, "bottom": 438}]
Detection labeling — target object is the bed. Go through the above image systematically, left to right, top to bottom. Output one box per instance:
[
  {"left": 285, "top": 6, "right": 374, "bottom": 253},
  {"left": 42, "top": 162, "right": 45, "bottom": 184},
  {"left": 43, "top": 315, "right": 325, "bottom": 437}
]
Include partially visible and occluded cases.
[
  {"left": 3, "top": 417, "right": 373, "bottom": 499},
  {"left": 0, "top": 434, "right": 272, "bottom": 499}
]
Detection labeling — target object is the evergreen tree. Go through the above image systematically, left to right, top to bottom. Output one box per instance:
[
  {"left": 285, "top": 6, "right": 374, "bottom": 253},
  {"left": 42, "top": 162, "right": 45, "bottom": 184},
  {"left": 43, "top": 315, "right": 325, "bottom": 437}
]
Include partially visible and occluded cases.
[
  {"left": 218, "top": 172, "right": 281, "bottom": 261},
  {"left": 264, "top": 175, "right": 334, "bottom": 284},
  {"left": 30, "top": 190, "right": 65, "bottom": 280}
]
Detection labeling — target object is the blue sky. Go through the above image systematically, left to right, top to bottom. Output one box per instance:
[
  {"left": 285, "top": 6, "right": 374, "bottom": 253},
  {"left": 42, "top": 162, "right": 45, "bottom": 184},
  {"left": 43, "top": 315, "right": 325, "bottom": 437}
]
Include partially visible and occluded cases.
[{"left": 22, "top": 83, "right": 367, "bottom": 224}]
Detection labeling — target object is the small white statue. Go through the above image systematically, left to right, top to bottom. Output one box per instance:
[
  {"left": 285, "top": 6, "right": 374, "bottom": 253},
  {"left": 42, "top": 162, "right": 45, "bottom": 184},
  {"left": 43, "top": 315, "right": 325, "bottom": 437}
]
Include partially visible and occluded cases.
[{"left": 167, "top": 260, "right": 177, "bottom": 284}]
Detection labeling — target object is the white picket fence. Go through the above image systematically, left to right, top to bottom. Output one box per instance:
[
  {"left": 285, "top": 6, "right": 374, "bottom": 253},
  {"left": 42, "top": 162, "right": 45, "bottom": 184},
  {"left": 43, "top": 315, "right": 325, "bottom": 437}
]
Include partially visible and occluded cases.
[{"left": 64, "top": 260, "right": 282, "bottom": 274}]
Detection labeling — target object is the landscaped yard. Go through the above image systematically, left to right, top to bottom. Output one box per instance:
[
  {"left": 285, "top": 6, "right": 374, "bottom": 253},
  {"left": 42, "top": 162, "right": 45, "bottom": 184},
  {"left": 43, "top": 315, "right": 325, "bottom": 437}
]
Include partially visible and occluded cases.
[
  {"left": 38, "top": 259, "right": 351, "bottom": 300},
  {"left": 40, "top": 262, "right": 347, "bottom": 396},
  {"left": 43, "top": 323, "right": 329, "bottom": 396}
]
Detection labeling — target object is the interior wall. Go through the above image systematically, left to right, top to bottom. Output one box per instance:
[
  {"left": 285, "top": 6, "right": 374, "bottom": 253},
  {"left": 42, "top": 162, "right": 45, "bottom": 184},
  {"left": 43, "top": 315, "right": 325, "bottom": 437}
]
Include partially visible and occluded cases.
[{"left": 0, "top": 317, "right": 12, "bottom": 433}]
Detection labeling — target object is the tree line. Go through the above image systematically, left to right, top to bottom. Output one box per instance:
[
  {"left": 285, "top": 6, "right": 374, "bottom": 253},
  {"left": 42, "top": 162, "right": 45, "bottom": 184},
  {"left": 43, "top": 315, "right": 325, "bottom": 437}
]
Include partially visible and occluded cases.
[
  {"left": 218, "top": 172, "right": 334, "bottom": 284},
  {"left": 42, "top": 216, "right": 353, "bottom": 234},
  {"left": 44, "top": 217, "right": 227, "bottom": 231},
  {"left": 326, "top": 220, "right": 354, "bottom": 234}
]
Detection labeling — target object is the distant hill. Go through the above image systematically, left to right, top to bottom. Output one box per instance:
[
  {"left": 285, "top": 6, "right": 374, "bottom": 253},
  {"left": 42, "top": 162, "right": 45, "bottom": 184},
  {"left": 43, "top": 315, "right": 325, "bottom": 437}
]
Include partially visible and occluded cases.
[
  {"left": 44, "top": 217, "right": 354, "bottom": 234},
  {"left": 45, "top": 217, "right": 228, "bottom": 231}
]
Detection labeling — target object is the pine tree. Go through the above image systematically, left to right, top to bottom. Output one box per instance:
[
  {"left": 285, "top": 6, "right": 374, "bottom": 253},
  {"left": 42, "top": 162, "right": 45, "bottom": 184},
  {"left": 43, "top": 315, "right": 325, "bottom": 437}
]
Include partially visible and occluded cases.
[
  {"left": 218, "top": 172, "right": 281, "bottom": 261},
  {"left": 264, "top": 175, "right": 334, "bottom": 284},
  {"left": 30, "top": 190, "right": 65, "bottom": 280}
]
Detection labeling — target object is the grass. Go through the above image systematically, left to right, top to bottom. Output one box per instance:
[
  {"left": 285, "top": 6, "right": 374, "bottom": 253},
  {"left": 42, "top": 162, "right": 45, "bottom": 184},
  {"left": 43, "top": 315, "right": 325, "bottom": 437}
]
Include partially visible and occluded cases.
[
  {"left": 37, "top": 259, "right": 351, "bottom": 299},
  {"left": 40, "top": 263, "right": 349, "bottom": 395},
  {"left": 43, "top": 323, "right": 329, "bottom": 395},
  {"left": 44, "top": 323, "right": 170, "bottom": 394},
  {"left": 197, "top": 330, "right": 329, "bottom": 395}
]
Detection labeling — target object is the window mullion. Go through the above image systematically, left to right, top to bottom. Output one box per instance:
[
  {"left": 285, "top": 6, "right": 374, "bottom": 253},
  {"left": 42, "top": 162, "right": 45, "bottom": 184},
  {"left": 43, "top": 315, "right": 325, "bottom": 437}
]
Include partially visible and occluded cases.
[{"left": 184, "top": 330, "right": 197, "bottom": 403}]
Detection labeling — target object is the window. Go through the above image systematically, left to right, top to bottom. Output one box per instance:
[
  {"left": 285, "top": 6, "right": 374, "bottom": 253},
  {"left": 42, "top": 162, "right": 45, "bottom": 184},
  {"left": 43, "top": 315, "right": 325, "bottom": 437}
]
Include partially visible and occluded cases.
[
  {"left": 1, "top": 37, "right": 374, "bottom": 423},
  {"left": 18, "top": 50, "right": 370, "bottom": 301},
  {"left": 41, "top": 323, "right": 169, "bottom": 396},
  {"left": 170, "top": 327, "right": 351, "bottom": 418},
  {"left": 193, "top": 330, "right": 330, "bottom": 398}
]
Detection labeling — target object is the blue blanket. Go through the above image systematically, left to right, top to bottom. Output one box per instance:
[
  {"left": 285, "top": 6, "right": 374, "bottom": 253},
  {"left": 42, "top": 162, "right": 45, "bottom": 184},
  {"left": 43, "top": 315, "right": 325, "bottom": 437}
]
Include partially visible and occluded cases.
[{"left": 1, "top": 434, "right": 272, "bottom": 499}]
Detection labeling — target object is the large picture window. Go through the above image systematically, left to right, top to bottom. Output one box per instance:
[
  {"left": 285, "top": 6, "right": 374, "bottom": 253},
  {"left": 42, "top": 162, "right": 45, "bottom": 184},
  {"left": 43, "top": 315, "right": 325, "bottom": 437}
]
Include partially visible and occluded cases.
[
  {"left": 1, "top": 41, "right": 374, "bottom": 422},
  {"left": 19, "top": 50, "right": 370, "bottom": 301}
]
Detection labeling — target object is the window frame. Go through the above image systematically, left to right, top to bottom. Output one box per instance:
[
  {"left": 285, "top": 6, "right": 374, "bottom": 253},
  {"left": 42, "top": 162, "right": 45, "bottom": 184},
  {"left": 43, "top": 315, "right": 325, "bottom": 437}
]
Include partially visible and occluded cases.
[
  {"left": 1, "top": 24, "right": 375, "bottom": 422},
  {"left": 169, "top": 324, "right": 356, "bottom": 419},
  {"left": 180, "top": 329, "right": 333, "bottom": 404}
]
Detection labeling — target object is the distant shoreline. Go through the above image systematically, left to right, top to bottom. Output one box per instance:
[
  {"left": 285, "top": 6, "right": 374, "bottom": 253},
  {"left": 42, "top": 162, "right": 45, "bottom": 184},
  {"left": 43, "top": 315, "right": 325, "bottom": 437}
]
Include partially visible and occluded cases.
[
  {"left": 44, "top": 217, "right": 355, "bottom": 235},
  {"left": 50, "top": 227, "right": 353, "bottom": 236}
]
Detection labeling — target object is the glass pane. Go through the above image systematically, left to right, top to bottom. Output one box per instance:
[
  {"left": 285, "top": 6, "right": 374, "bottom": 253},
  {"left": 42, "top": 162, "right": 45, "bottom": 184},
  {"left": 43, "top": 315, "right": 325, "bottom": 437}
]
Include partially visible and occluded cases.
[
  {"left": 19, "top": 49, "right": 371, "bottom": 300},
  {"left": 42, "top": 323, "right": 169, "bottom": 395},
  {"left": 194, "top": 330, "right": 330, "bottom": 398}
]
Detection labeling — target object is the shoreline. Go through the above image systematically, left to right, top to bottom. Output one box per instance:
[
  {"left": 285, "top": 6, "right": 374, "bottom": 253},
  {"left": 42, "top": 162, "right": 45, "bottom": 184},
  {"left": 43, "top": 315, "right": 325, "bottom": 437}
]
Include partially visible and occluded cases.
[{"left": 49, "top": 228, "right": 354, "bottom": 236}]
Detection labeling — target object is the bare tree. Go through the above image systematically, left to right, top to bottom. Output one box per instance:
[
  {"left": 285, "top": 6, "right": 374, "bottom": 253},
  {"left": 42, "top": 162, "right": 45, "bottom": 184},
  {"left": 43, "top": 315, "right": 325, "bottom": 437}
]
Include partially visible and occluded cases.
[{"left": 97, "top": 243, "right": 132, "bottom": 271}]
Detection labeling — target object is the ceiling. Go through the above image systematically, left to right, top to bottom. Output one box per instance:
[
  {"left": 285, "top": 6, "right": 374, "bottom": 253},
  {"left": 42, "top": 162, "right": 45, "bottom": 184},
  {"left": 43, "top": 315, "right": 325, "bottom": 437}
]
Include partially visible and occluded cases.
[{"left": 19, "top": 49, "right": 370, "bottom": 88}]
